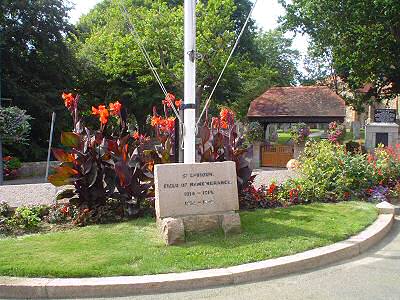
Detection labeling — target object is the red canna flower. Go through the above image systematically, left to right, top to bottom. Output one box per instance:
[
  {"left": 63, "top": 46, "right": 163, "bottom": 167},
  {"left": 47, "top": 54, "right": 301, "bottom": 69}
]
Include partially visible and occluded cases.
[
  {"left": 62, "top": 92, "right": 75, "bottom": 109},
  {"left": 175, "top": 99, "right": 182, "bottom": 108},
  {"left": 109, "top": 101, "right": 122, "bottom": 116},
  {"left": 92, "top": 105, "right": 109, "bottom": 125},
  {"left": 91, "top": 106, "right": 99, "bottom": 115},
  {"left": 220, "top": 107, "right": 234, "bottom": 122},
  {"left": 220, "top": 108, "right": 229, "bottom": 120},
  {"left": 151, "top": 115, "right": 162, "bottom": 127},
  {"left": 166, "top": 117, "right": 175, "bottom": 130},
  {"left": 220, "top": 120, "right": 228, "bottom": 129},
  {"left": 133, "top": 131, "right": 140, "bottom": 140},
  {"left": 268, "top": 183, "right": 277, "bottom": 195},
  {"left": 60, "top": 204, "right": 69, "bottom": 215}
]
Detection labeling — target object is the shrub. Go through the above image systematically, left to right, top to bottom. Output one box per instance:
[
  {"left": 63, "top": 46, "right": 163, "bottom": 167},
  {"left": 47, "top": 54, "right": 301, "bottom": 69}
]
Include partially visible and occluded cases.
[
  {"left": 48, "top": 93, "right": 155, "bottom": 219},
  {"left": 150, "top": 93, "right": 181, "bottom": 163},
  {"left": 0, "top": 106, "right": 32, "bottom": 144},
  {"left": 197, "top": 107, "right": 252, "bottom": 188},
  {"left": 327, "top": 121, "right": 346, "bottom": 144},
  {"left": 243, "top": 122, "right": 264, "bottom": 145},
  {"left": 290, "top": 123, "right": 310, "bottom": 144},
  {"left": 296, "top": 140, "right": 374, "bottom": 201},
  {"left": 345, "top": 141, "right": 366, "bottom": 154},
  {"left": 3, "top": 156, "right": 22, "bottom": 179},
  {"left": 0, "top": 201, "right": 11, "bottom": 218},
  {"left": 47, "top": 204, "right": 72, "bottom": 224},
  {"left": 7, "top": 206, "right": 47, "bottom": 230}
]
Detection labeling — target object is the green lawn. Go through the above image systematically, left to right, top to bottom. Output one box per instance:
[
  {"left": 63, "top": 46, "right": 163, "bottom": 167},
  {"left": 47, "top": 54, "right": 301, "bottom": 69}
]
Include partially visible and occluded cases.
[
  {"left": 277, "top": 128, "right": 365, "bottom": 145},
  {"left": 277, "top": 129, "right": 323, "bottom": 144},
  {"left": 0, "top": 202, "right": 377, "bottom": 278}
]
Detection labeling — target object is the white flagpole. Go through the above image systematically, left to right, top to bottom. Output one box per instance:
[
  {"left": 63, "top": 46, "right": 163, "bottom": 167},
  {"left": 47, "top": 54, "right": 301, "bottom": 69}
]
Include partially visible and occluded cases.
[{"left": 183, "top": 0, "right": 196, "bottom": 163}]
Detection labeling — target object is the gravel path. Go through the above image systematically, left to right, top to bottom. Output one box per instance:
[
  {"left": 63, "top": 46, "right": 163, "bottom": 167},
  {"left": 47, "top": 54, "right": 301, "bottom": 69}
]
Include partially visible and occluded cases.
[
  {"left": 252, "top": 168, "right": 299, "bottom": 188},
  {"left": 0, "top": 182, "right": 57, "bottom": 208}
]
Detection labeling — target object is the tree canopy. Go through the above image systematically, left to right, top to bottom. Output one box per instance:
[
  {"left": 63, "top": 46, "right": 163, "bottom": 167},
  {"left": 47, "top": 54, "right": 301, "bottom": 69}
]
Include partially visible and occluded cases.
[
  {"left": 0, "top": 0, "right": 76, "bottom": 160},
  {"left": 1, "top": 0, "right": 300, "bottom": 161},
  {"left": 72, "top": 0, "right": 299, "bottom": 124},
  {"left": 279, "top": 0, "right": 400, "bottom": 110}
]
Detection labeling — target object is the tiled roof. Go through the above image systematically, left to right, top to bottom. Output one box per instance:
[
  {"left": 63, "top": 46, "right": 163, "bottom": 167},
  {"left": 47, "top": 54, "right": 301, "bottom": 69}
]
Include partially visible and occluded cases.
[{"left": 247, "top": 86, "right": 346, "bottom": 118}]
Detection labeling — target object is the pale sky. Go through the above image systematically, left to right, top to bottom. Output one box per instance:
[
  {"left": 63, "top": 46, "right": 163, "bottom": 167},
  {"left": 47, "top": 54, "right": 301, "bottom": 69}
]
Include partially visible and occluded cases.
[{"left": 69, "top": 0, "right": 309, "bottom": 69}]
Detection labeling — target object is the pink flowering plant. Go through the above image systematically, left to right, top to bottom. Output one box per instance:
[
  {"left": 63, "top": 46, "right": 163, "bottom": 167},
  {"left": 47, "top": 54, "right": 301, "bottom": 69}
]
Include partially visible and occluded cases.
[{"left": 327, "top": 121, "right": 346, "bottom": 143}]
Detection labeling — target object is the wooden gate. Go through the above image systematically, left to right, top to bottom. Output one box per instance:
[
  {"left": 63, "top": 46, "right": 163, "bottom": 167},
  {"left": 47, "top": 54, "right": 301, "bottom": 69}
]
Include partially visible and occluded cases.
[{"left": 261, "top": 145, "right": 294, "bottom": 168}]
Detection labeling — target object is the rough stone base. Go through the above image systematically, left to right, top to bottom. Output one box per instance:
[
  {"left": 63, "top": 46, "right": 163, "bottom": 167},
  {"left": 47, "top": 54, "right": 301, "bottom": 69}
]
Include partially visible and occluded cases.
[
  {"left": 157, "top": 212, "right": 241, "bottom": 245},
  {"left": 221, "top": 212, "right": 242, "bottom": 234},
  {"left": 182, "top": 214, "right": 220, "bottom": 233},
  {"left": 158, "top": 217, "right": 185, "bottom": 246}
]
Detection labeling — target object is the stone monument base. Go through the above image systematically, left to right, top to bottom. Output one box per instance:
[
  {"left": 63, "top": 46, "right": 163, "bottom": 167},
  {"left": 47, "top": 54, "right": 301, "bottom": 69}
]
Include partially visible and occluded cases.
[
  {"left": 365, "top": 122, "right": 399, "bottom": 152},
  {"left": 157, "top": 211, "right": 242, "bottom": 245}
]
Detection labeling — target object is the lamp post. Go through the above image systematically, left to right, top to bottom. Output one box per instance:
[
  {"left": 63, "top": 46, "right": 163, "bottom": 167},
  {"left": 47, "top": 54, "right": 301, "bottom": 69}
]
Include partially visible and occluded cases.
[{"left": 183, "top": 0, "right": 196, "bottom": 163}]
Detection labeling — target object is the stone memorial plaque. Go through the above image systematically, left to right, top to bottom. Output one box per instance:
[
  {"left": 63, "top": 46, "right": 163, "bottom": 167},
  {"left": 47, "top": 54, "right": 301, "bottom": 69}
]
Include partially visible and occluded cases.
[
  {"left": 374, "top": 109, "right": 396, "bottom": 123},
  {"left": 155, "top": 161, "right": 239, "bottom": 218}
]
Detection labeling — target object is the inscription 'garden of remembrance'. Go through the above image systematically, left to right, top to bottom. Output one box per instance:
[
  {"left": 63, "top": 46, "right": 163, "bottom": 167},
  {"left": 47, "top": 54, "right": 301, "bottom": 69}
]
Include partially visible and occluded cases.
[{"left": 155, "top": 162, "right": 239, "bottom": 218}]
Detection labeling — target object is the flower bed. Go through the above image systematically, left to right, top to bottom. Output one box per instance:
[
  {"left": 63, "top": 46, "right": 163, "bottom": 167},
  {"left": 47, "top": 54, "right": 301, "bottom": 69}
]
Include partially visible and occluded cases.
[
  {"left": 240, "top": 140, "right": 400, "bottom": 210},
  {"left": 2, "top": 156, "right": 21, "bottom": 179}
]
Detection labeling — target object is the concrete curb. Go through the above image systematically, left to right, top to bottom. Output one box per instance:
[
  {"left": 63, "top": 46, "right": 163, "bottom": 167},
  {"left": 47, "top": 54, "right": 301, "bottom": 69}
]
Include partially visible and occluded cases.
[{"left": 0, "top": 212, "right": 395, "bottom": 299}]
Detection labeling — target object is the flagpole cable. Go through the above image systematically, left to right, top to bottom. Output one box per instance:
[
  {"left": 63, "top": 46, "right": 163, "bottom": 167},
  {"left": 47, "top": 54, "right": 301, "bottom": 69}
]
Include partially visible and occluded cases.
[
  {"left": 116, "top": 0, "right": 183, "bottom": 123},
  {"left": 195, "top": 0, "right": 258, "bottom": 128}
]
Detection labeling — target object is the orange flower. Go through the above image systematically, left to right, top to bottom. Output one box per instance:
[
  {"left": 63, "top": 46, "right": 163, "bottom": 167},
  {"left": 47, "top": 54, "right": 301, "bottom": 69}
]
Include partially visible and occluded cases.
[
  {"left": 62, "top": 92, "right": 74, "bottom": 109},
  {"left": 165, "top": 93, "right": 175, "bottom": 103},
  {"left": 175, "top": 99, "right": 182, "bottom": 108},
  {"left": 109, "top": 101, "right": 122, "bottom": 116},
  {"left": 92, "top": 105, "right": 109, "bottom": 125},
  {"left": 91, "top": 106, "right": 99, "bottom": 115},
  {"left": 220, "top": 107, "right": 235, "bottom": 125},
  {"left": 99, "top": 110, "right": 109, "bottom": 125},
  {"left": 151, "top": 115, "right": 162, "bottom": 127},
  {"left": 166, "top": 117, "right": 175, "bottom": 130},
  {"left": 220, "top": 120, "right": 228, "bottom": 129},
  {"left": 133, "top": 131, "right": 140, "bottom": 140},
  {"left": 268, "top": 183, "right": 277, "bottom": 195}
]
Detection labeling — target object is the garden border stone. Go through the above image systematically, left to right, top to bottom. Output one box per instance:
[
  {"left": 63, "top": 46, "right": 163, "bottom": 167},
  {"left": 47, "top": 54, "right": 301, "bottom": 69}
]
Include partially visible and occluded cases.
[{"left": 0, "top": 207, "right": 395, "bottom": 299}]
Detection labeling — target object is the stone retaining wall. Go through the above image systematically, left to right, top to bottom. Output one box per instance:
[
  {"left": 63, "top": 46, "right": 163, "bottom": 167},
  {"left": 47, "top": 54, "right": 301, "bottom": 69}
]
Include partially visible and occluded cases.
[{"left": 18, "top": 161, "right": 59, "bottom": 178}]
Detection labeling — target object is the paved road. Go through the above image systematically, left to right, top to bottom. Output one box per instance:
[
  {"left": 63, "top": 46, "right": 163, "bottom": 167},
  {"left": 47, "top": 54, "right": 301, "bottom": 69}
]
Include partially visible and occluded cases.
[{"left": 85, "top": 216, "right": 400, "bottom": 300}]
